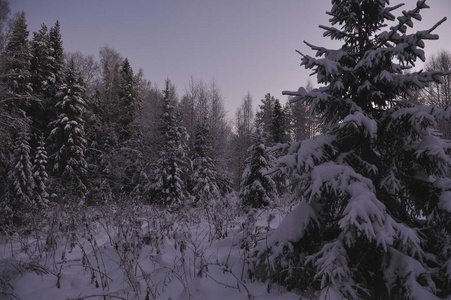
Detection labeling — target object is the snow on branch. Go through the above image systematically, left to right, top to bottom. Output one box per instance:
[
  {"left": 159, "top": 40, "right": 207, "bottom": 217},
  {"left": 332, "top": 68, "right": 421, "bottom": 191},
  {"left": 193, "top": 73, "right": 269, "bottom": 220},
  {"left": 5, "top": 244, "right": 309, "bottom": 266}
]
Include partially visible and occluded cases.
[
  {"left": 340, "top": 111, "right": 378, "bottom": 138},
  {"left": 277, "top": 134, "right": 336, "bottom": 175},
  {"left": 385, "top": 247, "right": 440, "bottom": 300}
]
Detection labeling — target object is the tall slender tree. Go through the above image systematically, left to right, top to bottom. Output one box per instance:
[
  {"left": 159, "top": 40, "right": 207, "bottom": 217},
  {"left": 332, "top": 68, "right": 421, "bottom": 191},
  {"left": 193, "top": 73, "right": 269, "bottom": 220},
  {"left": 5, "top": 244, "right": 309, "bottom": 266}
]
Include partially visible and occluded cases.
[
  {"left": 0, "top": 0, "right": 10, "bottom": 53},
  {"left": 254, "top": 1, "right": 451, "bottom": 299},
  {"left": 2, "top": 11, "right": 32, "bottom": 110},
  {"left": 49, "top": 20, "right": 64, "bottom": 98},
  {"left": 29, "top": 23, "right": 54, "bottom": 136},
  {"left": 30, "top": 24, "right": 53, "bottom": 98},
  {"left": 117, "top": 58, "right": 137, "bottom": 142},
  {"left": 48, "top": 59, "right": 88, "bottom": 200},
  {"left": 150, "top": 79, "right": 190, "bottom": 209},
  {"left": 233, "top": 93, "right": 254, "bottom": 189},
  {"left": 255, "top": 93, "right": 275, "bottom": 136},
  {"left": 272, "top": 99, "right": 287, "bottom": 144},
  {"left": 191, "top": 118, "right": 221, "bottom": 204},
  {"left": 5, "top": 132, "right": 34, "bottom": 224},
  {"left": 32, "top": 134, "right": 49, "bottom": 208}
]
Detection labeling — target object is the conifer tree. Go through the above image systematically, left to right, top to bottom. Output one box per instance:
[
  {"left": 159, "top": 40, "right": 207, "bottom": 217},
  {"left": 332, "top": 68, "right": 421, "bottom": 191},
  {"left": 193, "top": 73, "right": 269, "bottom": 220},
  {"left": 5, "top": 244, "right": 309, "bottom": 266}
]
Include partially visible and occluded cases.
[
  {"left": 253, "top": 1, "right": 451, "bottom": 299},
  {"left": 2, "top": 11, "right": 32, "bottom": 110},
  {"left": 49, "top": 21, "right": 64, "bottom": 98},
  {"left": 30, "top": 23, "right": 55, "bottom": 136},
  {"left": 30, "top": 24, "right": 54, "bottom": 98},
  {"left": 117, "top": 58, "right": 137, "bottom": 142},
  {"left": 48, "top": 59, "right": 88, "bottom": 199},
  {"left": 150, "top": 79, "right": 190, "bottom": 210},
  {"left": 255, "top": 93, "right": 275, "bottom": 137},
  {"left": 272, "top": 99, "right": 286, "bottom": 144},
  {"left": 191, "top": 118, "right": 221, "bottom": 204},
  {"left": 239, "top": 129, "right": 276, "bottom": 208},
  {"left": 5, "top": 132, "right": 34, "bottom": 224},
  {"left": 32, "top": 135, "right": 49, "bottom": 208}
]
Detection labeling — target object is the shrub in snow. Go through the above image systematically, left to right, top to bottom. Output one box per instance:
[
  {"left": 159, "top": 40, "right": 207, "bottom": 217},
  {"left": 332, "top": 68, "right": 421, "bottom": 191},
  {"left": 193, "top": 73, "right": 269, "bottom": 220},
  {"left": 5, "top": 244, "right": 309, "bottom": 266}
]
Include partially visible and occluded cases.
[
  {"left": 252, "top": 1, "right": 451, "bottom": 299},
  {"left": 239, "top": 129, "right": 277, "bottom": 209}
]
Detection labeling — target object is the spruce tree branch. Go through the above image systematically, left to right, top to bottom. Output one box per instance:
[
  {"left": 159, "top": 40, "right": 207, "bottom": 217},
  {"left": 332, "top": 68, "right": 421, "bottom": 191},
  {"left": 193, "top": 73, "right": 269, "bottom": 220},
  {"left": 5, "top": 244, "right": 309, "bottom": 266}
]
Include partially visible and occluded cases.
[
  {"left": 428, "top": 17, "right": 447, "bottom": 34},
  {"left": 295, "top": 49, "right": 305, "bottom": 58}
]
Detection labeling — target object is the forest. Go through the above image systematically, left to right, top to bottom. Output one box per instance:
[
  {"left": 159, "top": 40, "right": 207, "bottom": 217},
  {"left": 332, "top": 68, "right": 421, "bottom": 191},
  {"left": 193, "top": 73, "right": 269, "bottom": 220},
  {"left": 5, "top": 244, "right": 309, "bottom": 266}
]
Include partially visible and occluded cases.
[{"left": 1, "top": 0, "right": 451, "bottom": 299}]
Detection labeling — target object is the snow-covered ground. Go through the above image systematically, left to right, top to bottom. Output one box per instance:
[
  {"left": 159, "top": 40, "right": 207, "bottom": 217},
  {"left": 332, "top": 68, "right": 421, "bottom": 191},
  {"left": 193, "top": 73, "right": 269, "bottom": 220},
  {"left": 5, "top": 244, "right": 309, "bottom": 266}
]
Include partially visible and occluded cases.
[{"left": 0, "top": 199, "right": 301, "bottom": 300}]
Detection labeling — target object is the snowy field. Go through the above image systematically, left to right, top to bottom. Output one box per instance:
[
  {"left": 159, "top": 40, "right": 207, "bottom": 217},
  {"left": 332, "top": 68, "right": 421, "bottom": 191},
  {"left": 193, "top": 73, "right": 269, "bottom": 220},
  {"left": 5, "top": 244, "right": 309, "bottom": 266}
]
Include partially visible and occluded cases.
[{"left": 0, "top": 198, "right": 301, "bottom": 300}]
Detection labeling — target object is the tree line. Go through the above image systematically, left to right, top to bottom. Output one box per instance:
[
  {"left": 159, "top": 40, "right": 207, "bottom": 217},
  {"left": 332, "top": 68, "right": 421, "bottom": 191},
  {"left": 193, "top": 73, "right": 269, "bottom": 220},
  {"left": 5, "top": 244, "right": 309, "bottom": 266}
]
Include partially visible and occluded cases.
[
  {"left": 1, "top": 3, "right": 450, "bottom": 225},
  {"left": 0, "top": 6, "right": 329, "bottom": 224}
]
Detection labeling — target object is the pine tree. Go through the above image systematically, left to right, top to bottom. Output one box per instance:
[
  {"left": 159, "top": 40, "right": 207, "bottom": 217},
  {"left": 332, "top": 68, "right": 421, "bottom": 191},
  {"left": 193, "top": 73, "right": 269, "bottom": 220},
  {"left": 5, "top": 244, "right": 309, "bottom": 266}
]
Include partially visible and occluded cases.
[
  {"left": 253, "top": 1, "right": 451, "bottom": 299},
  {"left": 48, "top": 59, "right": 88, "bottom": 200},
  {"left": 150, "top": 79, "right": 190, "bottom": 210},
  {"left": 191, "top": 118, "right": 221, "bottom": 204},
  {"left": 239, "top": 129, "right": 276, "bottom": 209},
  {"left": 32, "top": 135, "right": 49, "bottom": 208}
]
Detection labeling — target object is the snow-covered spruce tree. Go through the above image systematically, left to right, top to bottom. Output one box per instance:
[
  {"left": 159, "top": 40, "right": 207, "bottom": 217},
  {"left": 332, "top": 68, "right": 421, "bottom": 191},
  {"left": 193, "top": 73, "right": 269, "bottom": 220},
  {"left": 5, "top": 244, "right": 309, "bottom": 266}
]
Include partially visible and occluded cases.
[
  {"left": 252, "top": 1, "right": 451, "bottom": 299},
  {"left": 29, "top": 21, "right": 64, "bottom": 135},
  {"left": 29, "top": 23, "right": 56, "bottom": 136},
  {"left": 30, "top": 24, "right": 54, "bottom": 99},
  {"left": 48, "top": 58, "right": 88, "bottom": 200},
  {"left": 149, "top": 79, "right": 191, "bottom": 210},
  {"left": 191, "top": 118, "right": 221, "bottom": 205},
  {"left": 240, "top": 128, "right": 277, "bottom": 209},
  {"left": 5, "top": 131, "right": 34, "bottom": 224},
  {"left": 32, "top": 135, "right": 49, "bottom": 208}
]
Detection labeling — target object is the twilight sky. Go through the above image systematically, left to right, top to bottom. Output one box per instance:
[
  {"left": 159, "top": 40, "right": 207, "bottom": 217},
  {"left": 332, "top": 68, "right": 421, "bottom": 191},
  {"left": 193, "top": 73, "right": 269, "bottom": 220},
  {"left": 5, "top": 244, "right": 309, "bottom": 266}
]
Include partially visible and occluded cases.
[{"left": 9, "top": 0, "right": 451, "bottom": 117}]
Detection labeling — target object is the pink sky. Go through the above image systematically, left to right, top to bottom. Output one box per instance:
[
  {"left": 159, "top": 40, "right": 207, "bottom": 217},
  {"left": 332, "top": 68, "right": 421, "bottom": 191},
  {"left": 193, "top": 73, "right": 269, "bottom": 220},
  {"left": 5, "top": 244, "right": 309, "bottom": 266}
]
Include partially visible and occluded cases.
[{"left": 9, "top": 0, "right": 451, "bottom": 117}]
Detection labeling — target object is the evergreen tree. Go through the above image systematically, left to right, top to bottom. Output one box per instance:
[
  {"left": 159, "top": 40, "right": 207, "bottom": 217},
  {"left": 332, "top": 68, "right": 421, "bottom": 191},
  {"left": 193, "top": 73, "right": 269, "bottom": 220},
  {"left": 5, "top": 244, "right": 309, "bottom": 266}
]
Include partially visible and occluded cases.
[
  {"left": 0, "top": 0, "right": 10, "bottom": 53},
  {"left": 253, "top": 1, "right": 451, "bottom": 299},
  {"left": 2, "top": 11, "right": 32, "bottom": 110},
  {"left": 49, "top": 21, "right": 64, "bottom": 98},
  {"left": 29, "top": 23, "right": 55, "bottom": 136},
  {"left": 30, "top": 24, "right": 54, "bottom": 98},
  {"left": 117, "top": 58, "right": 137, "bottom": 142},
  {"left": 48, "top": 59, "right": 88, "bottom": 200},
  {"left": 150, "top": 79, "right": 190, "bottom": 210},
  {"left": 255, "top": 93, "right": 275, "bottom": 136},
  {"left": 272, "top": 99, "right": 286, "bottom": 144},
  {"left": 191, "top": 118, "right": 221, "bottom": 204},
  {"left": 239, "top": 129, "right": 276, "bottom": 208},
  {"left": 5, "top": 132, "right": 34, "bottom": 224},
  {"left": 32, "top": 135, "right": 49, "bottom": 208}
]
